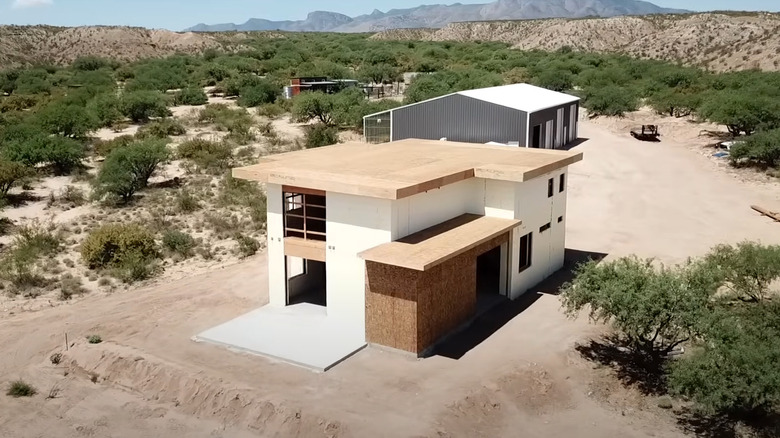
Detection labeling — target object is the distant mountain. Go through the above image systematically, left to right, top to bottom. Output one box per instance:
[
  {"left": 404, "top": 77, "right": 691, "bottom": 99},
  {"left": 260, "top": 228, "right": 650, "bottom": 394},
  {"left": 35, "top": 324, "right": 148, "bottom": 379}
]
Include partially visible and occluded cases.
[{"left": 185, "top": 0, "right": 689, "bottom": 33}]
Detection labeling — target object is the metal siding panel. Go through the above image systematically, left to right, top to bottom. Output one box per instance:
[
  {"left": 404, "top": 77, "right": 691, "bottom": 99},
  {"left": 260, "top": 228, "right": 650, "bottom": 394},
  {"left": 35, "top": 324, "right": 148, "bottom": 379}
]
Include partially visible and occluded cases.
[
  {"left": 392, "top": 95, "right": 523, "bottom": 144},
  {"left": 530, "top": 105, "right": 567, "bottom": 149}
]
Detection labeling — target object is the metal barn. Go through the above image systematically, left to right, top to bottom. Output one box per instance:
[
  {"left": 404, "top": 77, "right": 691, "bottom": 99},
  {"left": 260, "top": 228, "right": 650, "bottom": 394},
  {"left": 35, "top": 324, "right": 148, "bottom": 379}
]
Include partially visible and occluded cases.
[{"left": 364, "top": 83, "right": 580, "bottom": 149}]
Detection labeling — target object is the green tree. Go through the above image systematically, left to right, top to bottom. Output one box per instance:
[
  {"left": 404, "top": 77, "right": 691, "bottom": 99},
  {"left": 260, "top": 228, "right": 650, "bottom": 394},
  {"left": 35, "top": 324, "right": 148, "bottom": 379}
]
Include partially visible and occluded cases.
[
  {"left": 71, "top": 56, "right": 110, "bottom": 71},
  {"left": 359, "top": 63, "right": 397, "bottom": 84},
  {"left": 534, "top": 69, "right": 574, "bottom": 92},
  {"left": 237, "top": 80, "right": 280, "bottom": 107},
  {"left": 581, "top": 85, "right": 638, "bottom": 117},
  {"left": 647, "top": 88, "right": 701, "bottom": 118},
  {"left": 120, "top": 90, "right": 170, "bottom": 123},
  {"left": 699, "top": 90, "right": 780, "bottom": 136},
  {"left": 291, "top": 92, "right": 336, "bottom": 126},
  {"left": 87, "top": 93, "right": 124, "bottom": 127},
  {"left": 36, "top": 102, "right": 98, "bottom": 138},
  {"left": 729, "top": 129, "right": 780, "bottom": 168},
  {"left": 3, "top": 135, "right": 85, "bottom": 174},
  {"left": 94, "top": 139, "right": 169, "bottom": 202},
  {"left": 0, "top": 160, "right": 30, "bottom": 197},
  {"left": 703, "top": 241, "right": 780, "bottom": 302},
  {"left": 561, "top": 257, "right": 718, "bottom": 359},
  {"left": 669, "top": 303, "right": 780, "bottom": 415}
]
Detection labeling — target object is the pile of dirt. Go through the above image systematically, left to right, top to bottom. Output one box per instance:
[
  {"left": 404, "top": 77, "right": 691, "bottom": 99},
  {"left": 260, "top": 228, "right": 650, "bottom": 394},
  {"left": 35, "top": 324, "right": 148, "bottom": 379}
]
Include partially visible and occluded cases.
[
  {"left": 374, "top": 12, "right": 780, "bottom": 72},
  {"left": 0, "top": 25, "right": 221, "bottom": 66}
]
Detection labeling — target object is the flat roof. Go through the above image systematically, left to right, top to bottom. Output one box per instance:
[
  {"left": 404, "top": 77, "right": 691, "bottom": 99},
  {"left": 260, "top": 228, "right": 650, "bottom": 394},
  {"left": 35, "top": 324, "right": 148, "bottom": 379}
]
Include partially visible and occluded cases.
[
  {"left": 363, "top": 83, "right": 580, "bottom": 118},
  {"left": 233, "top": 139, "right": 583, "bottom": 200},
  {"left": 359, "top": 214, "right": 521, "bottom": 271}
]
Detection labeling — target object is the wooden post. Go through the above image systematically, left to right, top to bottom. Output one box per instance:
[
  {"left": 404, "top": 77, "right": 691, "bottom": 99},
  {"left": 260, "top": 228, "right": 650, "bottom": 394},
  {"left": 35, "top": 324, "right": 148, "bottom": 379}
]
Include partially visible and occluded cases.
[
  {"left": 751, "top": 205, "right": 780, "bottom": 223},
  {"left": 65, "top": 332, "right": 69, "bottom": 351}
]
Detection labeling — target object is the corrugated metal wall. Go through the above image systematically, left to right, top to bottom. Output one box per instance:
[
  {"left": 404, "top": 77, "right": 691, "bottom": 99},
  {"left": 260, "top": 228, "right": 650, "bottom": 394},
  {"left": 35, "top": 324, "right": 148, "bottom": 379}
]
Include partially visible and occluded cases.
[{"left": 391, "top": 95, "right": 527, "bottom": 146}]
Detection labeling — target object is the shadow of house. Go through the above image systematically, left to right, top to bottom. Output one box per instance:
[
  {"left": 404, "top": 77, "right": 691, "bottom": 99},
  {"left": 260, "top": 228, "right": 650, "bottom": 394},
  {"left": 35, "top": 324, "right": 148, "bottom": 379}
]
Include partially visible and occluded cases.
[{"left": 433, "top": 248, "right": 608, "bottom": 360}]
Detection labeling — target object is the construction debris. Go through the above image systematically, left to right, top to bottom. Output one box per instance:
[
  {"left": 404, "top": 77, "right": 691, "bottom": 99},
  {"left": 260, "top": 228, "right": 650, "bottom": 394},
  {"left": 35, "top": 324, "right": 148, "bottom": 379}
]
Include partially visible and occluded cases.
[{"left": 751, "top": 205, "right": 780, "bottom": 223}]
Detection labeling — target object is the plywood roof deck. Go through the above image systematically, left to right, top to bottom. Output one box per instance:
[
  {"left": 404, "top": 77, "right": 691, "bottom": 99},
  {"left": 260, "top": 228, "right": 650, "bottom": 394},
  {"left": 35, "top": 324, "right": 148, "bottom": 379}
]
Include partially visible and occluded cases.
[
  {"left": 234, "top": 139, "right": 582, "bottom": 200},
  {"left": 359, "top": 214, "right": 521, "bottom": 271}
]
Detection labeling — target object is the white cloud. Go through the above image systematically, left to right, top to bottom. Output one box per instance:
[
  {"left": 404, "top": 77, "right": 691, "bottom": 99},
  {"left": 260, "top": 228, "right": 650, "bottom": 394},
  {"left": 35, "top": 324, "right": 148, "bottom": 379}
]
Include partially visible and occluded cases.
[{"left": 12, "top": 0, "right": 53, "bottom": 9}]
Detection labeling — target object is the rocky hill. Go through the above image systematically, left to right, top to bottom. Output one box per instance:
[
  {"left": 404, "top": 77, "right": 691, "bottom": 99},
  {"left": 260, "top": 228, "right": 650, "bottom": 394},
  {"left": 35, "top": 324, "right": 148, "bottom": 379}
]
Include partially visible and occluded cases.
[
  {"left": 186, "top": 0, "right": 686, "bottom": 33},
  {"left": 373, "top": 12, "right": 780, "bottom": 71},
  {"left": 0, "top": 26, "right": 219, "bottom": 67}
]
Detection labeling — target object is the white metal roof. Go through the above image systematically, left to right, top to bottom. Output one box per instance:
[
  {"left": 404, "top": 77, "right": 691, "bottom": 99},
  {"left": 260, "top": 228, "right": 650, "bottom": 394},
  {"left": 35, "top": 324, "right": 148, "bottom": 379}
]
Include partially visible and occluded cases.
[
  {"left": 362, "top": 83, "right": 579, "bottom": 119},
  {"left": 457, "top": 83, "right": 579, "bottom": 113}
]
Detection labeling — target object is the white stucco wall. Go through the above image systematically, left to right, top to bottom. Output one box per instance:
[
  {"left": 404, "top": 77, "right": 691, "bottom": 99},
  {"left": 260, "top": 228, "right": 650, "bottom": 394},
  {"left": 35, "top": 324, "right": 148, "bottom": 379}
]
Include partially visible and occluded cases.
[
  {"left": 508, "top": 169, "right": 569, "bottom": 299},
  {"left": 266, "top": 183, "right": 286, "bottom": 308},
  {"left": 326, "top": 193, "right": 392, "bottom": 337}
]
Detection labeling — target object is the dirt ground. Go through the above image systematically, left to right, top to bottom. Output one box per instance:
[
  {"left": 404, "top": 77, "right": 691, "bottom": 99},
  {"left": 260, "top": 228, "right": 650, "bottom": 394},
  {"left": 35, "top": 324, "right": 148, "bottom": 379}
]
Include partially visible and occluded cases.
[{"left": 1, "top": 117, "right": 780, "bottom": 437}]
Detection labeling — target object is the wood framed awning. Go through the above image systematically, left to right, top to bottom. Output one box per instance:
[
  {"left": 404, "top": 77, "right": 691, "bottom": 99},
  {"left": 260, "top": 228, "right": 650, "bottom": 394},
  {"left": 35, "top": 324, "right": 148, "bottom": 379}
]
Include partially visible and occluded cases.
[{"left": 359, "top": 214, "right": 521, "bottom": 271}]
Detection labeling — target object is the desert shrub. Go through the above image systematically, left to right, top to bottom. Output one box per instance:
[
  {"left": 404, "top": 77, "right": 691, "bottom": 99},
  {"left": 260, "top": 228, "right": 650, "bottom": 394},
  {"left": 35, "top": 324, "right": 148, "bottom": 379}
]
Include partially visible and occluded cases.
[
  {"left": 72, "top": 56, "right": 111, "bottom": 72},
  {"left": 534, "top": 69, "right": 574, "bottom": 92},
  {"left": 237, "top": 80, "right": 280, "bottom": 107},
  {"left": 580, "top": 85, "right": 638, "bottom": 117},
  {"left": 174, "top": 87, "right": 208, "bottom": 106},
  {"left": 120, "top": 90, "right": 170, "bottom": 123},
  {"left": 699, "top": 90, "right": 780, "bottom": 136},
  {"left": 291, "top": 92, "right": 336, "bottom": 126},
  {"left": 87, "top": 93, "right": 124, "bottom": 128},
  {"left": 0, "top": 94, "right": 44, "bottom": 112},
  {"left": 35, "top": 102, "right": 98, "bottom": 138},
  {"left": 256, "top": 103, "right": 285, "bottom": 119},
  {"left": 196, "top": 104, "right": 254, "bottom": 144},
  {"left": 136, "top": 118, "right": 186, "bottom": 139},
  {"left": 304, "top": 124, "right": 339, "bottom": 149},
  {"left": 729, "top": 129, "right": 780, "bottom": 168},
  {"left": 93, "top": 134, "right": 135, "bottom": 157},
  {"left": 3, "top": 135, "right": 85, "bottom": 175},
  {"left": 177, "top": 138, "right": 233, "bottom": 172},
  {"left": 93, "top": 139, "right": 170, "bottom": 202},
  {"left": 0, "top": 160, "right": 31, "bottom": 197},
  {"left": 218, "top": 172, "right": 267, "bottom": 226},
  {"left": 59, "top": 185, "right": 86, "bottom": 206},
  {"left": 176, "top": 190, "right": 201, "bottom": 212},
  {"left": 0, "top": 217, "right": 13, "bottom": 236},
  {"left": 13, "top": 221, "right": 61, "bottom": 257},
  {"left": 0, "top": 222, "right": 58, "bottom": 294},
  {"left": 81, "top": 224, "right": 160, "bottom": 282},
  {"left": 162, "top": 230, "right": 195, "bottom": 258},
  {"left": 234, "top": 233, "right": 260, "bottom": 258},
  {"left": 702, "top": 241, "right": 780, "bottom": 302},
  {"left": 561, "top": 256, "right": 718, "bottom": 359},
  {"left": 59, "top": 274, "right": 86, "bottom": 300},
  {"left": 669, "top": 303, "right": 780, "bottom": 415},
  {"left": 86, "top": 335, "right": 102, "bottom": 344},
  {"left": 49, "top": 352, "right": 62, "bottom": 365},
  {"left": 7, "top": 380, "right": 36, "bottom": 398}
]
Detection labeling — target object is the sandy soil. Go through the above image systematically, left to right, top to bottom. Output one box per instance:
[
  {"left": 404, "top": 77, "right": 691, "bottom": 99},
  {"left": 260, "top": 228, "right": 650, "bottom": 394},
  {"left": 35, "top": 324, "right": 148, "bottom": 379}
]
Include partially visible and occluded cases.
[{"left": 1, "top": 119, "right": 779, "bottom": 437}]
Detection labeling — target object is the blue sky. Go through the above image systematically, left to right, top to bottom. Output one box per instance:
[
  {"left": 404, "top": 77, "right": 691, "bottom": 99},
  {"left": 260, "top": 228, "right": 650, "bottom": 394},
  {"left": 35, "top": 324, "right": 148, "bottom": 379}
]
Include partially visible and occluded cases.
[{"left": 2, "top": 0, "right": 778, "bottom": 30}]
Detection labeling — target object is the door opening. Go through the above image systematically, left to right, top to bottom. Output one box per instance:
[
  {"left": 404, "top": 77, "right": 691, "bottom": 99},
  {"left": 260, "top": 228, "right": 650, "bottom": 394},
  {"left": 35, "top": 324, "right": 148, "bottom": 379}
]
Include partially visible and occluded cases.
[
  {"left": 531, "top": 125, "right": 541, "bottom": 148},
  {"left": 477, "top": 246, "right": 502, "bottom": 295},
  {"left": 286, "top": 258, "right": 327, "bottom": 306}
]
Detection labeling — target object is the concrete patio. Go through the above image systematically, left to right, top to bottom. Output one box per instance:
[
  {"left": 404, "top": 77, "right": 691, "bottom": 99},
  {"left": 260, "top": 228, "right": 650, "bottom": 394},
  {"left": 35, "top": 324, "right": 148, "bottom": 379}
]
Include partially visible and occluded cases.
[{"left": 194, "top": 303, "right": 367, "bottom": 372}]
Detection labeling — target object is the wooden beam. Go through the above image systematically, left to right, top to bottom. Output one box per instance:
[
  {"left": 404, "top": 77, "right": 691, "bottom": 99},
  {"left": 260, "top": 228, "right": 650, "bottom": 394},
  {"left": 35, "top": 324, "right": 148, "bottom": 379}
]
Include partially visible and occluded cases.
[
  {"left": 282, "top": 185, "right": 326, "bottom": 197},
  {"left": 751, "top": 205, "right": 780, "bottom": 223},
  {"left": 284, "top": 237, "right": 326, "bottom": 262}
]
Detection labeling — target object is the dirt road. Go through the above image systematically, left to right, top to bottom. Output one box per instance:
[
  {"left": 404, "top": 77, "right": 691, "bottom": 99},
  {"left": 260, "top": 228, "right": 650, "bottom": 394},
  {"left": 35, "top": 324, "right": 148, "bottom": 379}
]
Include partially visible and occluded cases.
[{"left": 1, "top": 120, "right": 778, "bottom": 437}]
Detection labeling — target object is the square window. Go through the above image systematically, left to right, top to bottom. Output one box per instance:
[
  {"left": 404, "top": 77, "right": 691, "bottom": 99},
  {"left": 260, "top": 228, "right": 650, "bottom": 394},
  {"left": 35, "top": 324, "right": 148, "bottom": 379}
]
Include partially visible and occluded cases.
[{"left": 518, "top": 232, "right": 532, "bottom": 273}]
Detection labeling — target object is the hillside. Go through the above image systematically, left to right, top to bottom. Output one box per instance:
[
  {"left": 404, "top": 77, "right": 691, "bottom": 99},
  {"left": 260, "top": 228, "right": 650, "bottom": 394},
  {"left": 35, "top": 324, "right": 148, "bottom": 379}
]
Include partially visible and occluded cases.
[
  {"left": 186, "top": 0, "right": 686, "bottom": 33},
  {"left": 373, "top": 12, "right": 780, "bottom": 71},
  {"left": 0, "top": 26, "right": 219, "bottom": 67}
]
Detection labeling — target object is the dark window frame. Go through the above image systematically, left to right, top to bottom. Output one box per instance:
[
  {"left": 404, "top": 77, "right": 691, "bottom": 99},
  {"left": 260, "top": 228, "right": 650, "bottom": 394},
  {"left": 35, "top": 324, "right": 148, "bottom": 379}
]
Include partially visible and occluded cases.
[
  {"left": 559, "top": 174, "right": 565, "bottom": 193},
  {"left": 548, "top": 178, "right": 554, "bottom": 198},
  {"left": 283, "top": 187, "right": 327, "bottom": 242},
  {"left": 540, "top": 223, "right": 551, "bottom": 233},
  {"left": 518, "top": 232, "right": 533, "bottom": 273}
]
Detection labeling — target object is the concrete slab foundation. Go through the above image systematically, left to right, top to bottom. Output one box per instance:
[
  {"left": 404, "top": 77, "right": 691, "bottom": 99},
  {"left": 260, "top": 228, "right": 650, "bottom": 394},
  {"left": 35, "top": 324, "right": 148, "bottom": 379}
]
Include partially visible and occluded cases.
[{"left": 194, "top": 303, "right": 366, "bottom": 372}]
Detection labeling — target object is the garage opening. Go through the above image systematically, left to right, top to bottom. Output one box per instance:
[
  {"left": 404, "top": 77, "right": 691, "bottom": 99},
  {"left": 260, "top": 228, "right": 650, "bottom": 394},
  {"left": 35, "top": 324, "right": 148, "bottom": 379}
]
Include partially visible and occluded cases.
[
  {"left": 531, "top": 125, "right": 541, "bottom": 148},
  {"left": 286, "top": 257, "right": 327, "bottom": 306}
]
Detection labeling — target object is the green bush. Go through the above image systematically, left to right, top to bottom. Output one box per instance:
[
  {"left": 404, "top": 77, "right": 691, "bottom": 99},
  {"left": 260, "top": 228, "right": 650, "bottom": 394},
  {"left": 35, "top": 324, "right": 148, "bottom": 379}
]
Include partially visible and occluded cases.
[
  {"left": 72, "top": 56, "right": 111, "bottom": 72},
  {"left": 237, "top": 81, "right": 280, "bottom": 107},
  {"left": 580, "top": 85, "right": 638, "bottom": 117},
  {"left": 174, "top": 87, "right": 208, "bottom": 106},
  {"left": 120, "top": 90, "right": 170, "bottom": 123},
  {"left": 87, "top": 93, "right": 124, "bottom": 127},
  {"left": 35, "top": 102, "right": 98, "bottom": 138},
  {"left": 136, "top": 118, "right": 186, "bottom": 139},
  {"left": 304, "top": 124, "right": 339, "bottom": 149},
  {"left": 729, "top": 129, "right": 780, "bottom": 168},
  {"left": 93, "top": 134, "right": 135, "bottom": 157},
  {"left": 3, "top": 135, "right": 85, "bottom": 175},
  {"left": 177, "top": 138, "right": 233, "bottom": 172},
  {"left": 93, "top": 139, "right": 170, "bottom": 202},
  {"left": 0, "top": 160, "right": 30, "bottom": 197},
  {"left": 176, "top": 190, "right": 201, "bottom": 212},
  {"left": 80, "top": 223, "right": 159, "bottom": 271},
  {"left": 162, "top": 230, "right": 195, "bottom": 258},
  {"left": 234, "top": 234, "right": 260, "bottom": 258},
  {"left": 60, "top": 274, "right": 87, "bottom": 300},
  {"left": 87, "top": 334, "right": 103, "bottom": 344},
  {"left": 7, "top": 380, "right": 36, "bottom": 398}
]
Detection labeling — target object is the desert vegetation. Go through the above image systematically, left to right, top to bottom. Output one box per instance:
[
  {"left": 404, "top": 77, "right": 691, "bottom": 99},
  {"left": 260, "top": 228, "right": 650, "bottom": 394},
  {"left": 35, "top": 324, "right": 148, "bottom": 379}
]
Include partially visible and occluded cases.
[{"left": 562, "top": 242, "right": 780, "bottom": 432}]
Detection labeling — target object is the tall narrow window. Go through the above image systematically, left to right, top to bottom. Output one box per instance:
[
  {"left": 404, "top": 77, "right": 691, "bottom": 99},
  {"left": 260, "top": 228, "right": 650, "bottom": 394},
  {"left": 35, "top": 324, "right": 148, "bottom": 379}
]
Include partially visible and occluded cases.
[
  {"left": 559, "top": 174, "right": 565, "bottom": 193},
  {"left": 548, "top": 178, "right": 554, "bottom": 198},
  {"left": 518, "top": 232, "right": 532, "bottom": 273}
]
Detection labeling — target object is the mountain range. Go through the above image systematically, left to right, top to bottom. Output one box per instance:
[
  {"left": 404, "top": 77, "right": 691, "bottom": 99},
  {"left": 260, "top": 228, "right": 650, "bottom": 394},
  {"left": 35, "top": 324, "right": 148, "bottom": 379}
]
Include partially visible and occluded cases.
[{"left": 186, "top": 0, "right": 688, "bottom": 33}]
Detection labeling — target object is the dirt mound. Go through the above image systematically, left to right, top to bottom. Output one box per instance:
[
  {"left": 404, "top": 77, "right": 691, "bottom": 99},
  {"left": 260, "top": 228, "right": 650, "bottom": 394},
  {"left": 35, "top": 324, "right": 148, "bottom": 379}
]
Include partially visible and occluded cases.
[
  {"left": 374, "top": 12, "right": 780, "bottom": 72},
  {"left": 0, "top": 25, "right": 221, "bottom": 67},
  {"left": 62, "top": 341, "right": 344, "bottom": 437}
]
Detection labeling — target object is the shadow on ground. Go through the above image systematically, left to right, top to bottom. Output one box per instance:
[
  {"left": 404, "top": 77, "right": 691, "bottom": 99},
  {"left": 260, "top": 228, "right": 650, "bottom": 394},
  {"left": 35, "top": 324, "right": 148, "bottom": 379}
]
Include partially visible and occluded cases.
[
  {"left": 2, "top": 192, "right": 43, "bottom": 208},
  {"left": 433, "top": 248, "right": 607, "bottom": 360},
  {"left": 677, "top": 408, "right": 780, "bottom": 438}
]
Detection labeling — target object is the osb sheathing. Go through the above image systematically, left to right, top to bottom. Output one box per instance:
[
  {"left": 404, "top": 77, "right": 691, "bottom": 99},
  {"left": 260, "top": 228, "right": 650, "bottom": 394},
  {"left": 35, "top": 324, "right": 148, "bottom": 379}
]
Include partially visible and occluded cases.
[{"left": 365, "top": 233, "right": 509, "bottom": 355}]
